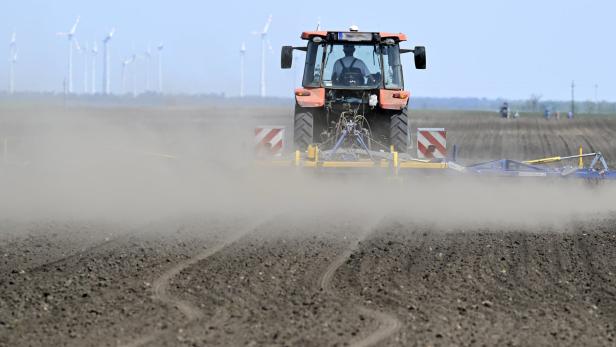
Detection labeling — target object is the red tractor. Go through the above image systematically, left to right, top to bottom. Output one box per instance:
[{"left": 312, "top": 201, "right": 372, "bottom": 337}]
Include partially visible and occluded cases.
[{"left": 281, "top": 27, "right": 426, "bottom": 153}]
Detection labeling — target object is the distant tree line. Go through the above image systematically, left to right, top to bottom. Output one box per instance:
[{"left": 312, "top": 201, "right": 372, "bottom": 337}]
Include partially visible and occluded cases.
[{"left": 409, "top": 95, "right": 616, "bottom": 114}]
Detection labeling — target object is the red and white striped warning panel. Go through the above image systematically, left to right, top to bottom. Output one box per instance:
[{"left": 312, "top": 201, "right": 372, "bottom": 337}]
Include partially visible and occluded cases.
[
  {"left": 255, "top": 126, "right": 285, "bottom": 156},
  {"left": 417, "top": 128, "right": 447, "bottom": 159}
]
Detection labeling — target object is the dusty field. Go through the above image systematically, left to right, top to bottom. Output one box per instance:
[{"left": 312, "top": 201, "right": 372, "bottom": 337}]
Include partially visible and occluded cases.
[
  {"left": 1, "top": 104, "right": 616, "bottom": 346},
  {"left": 409, "top": 110, "right": 616, "bottom": 165}
]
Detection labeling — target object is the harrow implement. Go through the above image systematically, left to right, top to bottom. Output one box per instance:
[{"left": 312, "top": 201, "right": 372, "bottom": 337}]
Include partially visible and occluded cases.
[
  {"left": 255, "top": 113, "right": 614, "bottom": 180},
  {"left": 258, "top": 132, "right": 615, "bottom": 181},
  {"left": 465, "top": 154, "right": 615, "bottom": 179}
]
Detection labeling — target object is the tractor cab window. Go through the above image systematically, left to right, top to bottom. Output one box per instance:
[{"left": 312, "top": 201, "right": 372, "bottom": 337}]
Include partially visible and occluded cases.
[
  {"left": 303, "top": 42, "right": 324, "bottom": 87},
  {"left": 322, "top": 44, "right": 382, "bottom": 88},
  {"left": 382, "top": 45, "right": 403, "bottom": 89}
]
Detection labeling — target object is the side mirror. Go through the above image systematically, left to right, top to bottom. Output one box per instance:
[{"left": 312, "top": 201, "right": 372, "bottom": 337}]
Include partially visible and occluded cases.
[
  {"left": 281, "top": 46, "right": 293, "bottom": 69},
  {"left": 414, "top": 46, "right": 426, "bottom": 69}
]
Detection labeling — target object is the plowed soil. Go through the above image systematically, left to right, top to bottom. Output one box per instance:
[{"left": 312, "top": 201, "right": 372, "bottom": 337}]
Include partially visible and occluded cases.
[{"left": 1, "top": 106, "right": 616, "bottom": 346}]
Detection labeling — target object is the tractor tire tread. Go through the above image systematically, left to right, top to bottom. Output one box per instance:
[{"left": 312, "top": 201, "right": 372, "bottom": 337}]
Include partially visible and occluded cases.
[
  {"left": 390, "top": 107, "right": 410, "bottom": 152},
  {"left": 294, "top": 110, "right": 314, "bottom": 150}
]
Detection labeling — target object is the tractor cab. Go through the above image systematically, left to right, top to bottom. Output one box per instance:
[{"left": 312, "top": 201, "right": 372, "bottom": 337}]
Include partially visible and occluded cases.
[
  {"left": 281, "top": 28, "right": 426, "bottom": 152},
  {"left": 282, "top": 29, "right": 424, "bottom": 87}
]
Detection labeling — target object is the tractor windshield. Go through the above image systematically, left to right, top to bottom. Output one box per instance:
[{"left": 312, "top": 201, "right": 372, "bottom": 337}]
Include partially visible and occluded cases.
[
  {"left": 302, "top": 41, "right": 404, "bottom": 89},
  {"left": 322, "top": 44, "right": 381, "bottom": 88}
]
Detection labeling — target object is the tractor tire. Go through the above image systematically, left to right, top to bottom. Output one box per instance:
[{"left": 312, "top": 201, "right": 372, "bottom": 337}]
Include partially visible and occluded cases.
[
  {"left": 390, "top": 107, "right": 410, "bottom": 152},
  {"left": 294, "top": 109, "right": 314, "bottom": 151}
]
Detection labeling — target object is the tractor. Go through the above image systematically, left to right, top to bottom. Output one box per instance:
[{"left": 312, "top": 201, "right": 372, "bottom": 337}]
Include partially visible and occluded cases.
[{"left": 281, "top": 26, "right": 426, "bottom": 154}]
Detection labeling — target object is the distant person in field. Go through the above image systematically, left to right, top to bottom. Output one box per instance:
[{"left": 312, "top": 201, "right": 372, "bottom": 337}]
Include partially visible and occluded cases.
[
  {"left": 332, "top": 45, "right": 370, "bottom": 86},
  {"left": 500, "top": 102, "right": 509, "bottom": 118}
]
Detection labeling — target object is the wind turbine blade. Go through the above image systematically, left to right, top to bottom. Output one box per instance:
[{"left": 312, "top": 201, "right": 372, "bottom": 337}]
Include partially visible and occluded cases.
[
  {"left": 262, "top": 14, "right": 272, "bottom": 34},
  {"left": 70, "top": 16, "right": 80, "bottom": 35},
  {"left": 104, "top": 28, "right": 115, "bottom": 43},
  {"left": 105, "top": 28, "right": 115, "bottom": 40},
  {"left": 10, "top": 31, "right": 16, "bottom": 45},
  {"left": 56, "top": 32, "right": 69, "bottom": 36},
  {"left": 74, "top": 39, "right": 81, "bottom": 51},
  {"left": 266, "top": 39, "right": 273, "bottom": 51},
  {"left": 124, "top": 56, "right": 133, "bottom": 65}
]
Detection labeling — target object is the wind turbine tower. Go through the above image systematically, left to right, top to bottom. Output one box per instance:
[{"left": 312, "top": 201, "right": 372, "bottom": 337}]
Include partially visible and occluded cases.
[
  {"left": 253, "top": 15, "right": 272, "bottom": 98},
  {"left": 56, "top": 16, "right": 80, "bottom": 94},
  {"left": 102, "top": 28, "right": 115, "bottom": 95},
  {"left": 9, "top": 31, "right": 17, "bottom": 94},
  {"left": 75, "top": 41, "right": 89, "bottom": 94},
  {"left": 91, "top": 42, "right": 98, "bottom": 94},
  {"left": 240, "top": 42, "right": 246, "bottom": 97},
  {"left": 156, "top": 43, "right": 164, "bottom": 94},
  {"left": 144, "top": 46, "right": 152, "bottom": 92},
  {"left": 131, "top": 53, "right": 138, "bottom": 97},
  {"left": 121, "top": 55, "right": 134, "bottom": 95}
]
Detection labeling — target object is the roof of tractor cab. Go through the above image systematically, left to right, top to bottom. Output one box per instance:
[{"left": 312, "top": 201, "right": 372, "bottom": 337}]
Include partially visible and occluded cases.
[{"left": 301, "top": 31, "right": 407, "bottom": 42}]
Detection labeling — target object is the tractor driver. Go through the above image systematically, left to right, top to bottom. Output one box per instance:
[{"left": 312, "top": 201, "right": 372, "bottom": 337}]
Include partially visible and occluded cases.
[{"left": 332, "top": 44, "right": 370, "bottom": 86}]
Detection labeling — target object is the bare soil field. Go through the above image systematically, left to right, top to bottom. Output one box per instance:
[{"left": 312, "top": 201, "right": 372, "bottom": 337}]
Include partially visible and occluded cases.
[
  {"left": 1, "top": 104, "right": 616, "bottom": 346},
  {"left": 409, "top": 110, "right": 616, "bottom": 165}
]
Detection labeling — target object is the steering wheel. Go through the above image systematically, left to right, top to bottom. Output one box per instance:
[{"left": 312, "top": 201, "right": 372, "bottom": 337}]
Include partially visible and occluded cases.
[
  {"left": 339, "top": 72, "right": 365, "bottom": 86},
  {"left": 366, "top": 72, "right": 381, "bottom": 85}
]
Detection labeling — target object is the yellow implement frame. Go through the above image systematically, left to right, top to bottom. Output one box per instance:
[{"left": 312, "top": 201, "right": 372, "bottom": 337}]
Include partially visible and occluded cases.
[
  {"left": 261, "top": 145, "right": 449, "bottom": 175},
  {"left": 523, "top": 145, "right": 596, "bottom": 167}
]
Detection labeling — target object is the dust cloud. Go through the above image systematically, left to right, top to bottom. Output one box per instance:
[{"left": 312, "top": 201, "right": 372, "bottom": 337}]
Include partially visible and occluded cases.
[{"left": 1, "top": 106, "right": 615, "bottom": 230}]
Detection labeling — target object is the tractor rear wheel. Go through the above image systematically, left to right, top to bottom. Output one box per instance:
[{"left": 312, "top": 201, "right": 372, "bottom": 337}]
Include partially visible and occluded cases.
[
  {"left": 390, "top": 107, "right": 410, "bottom": 152},
  {"left": 294, "top": 109, "right": 314, "bottom": 150}
]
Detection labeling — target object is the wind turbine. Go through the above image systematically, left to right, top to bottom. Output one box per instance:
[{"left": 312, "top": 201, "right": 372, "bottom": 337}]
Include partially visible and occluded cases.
[
  {"left": 252, "top": 15, "right": 272, "bottom": 98},
  {"left": 56, "top": 16, "right": 80, "bottom": 93},
  {"left": 102, "top": 28, "right": 115, "bottom": 95},
  {"left": 9, "top": 31, "right": 17, "bottom": 94},
  {"left": 75, "top": 40, "right": 89, "bottom": 94},
  {"left": 91, "top": 42, "right": 98, "bottom": 94},
  {"left": 240, "top": 42, "right": 246, "bottom": 97},
  {"left": 156, "top": 43, "right": 164, "bottom": 94},
  {"left": 143, "top": 45, "right": 152, "bottom": 92},
  {"left": 10, "top": 51, "right": 18, "bottom": 95},
  {"left": 131, "top": 53, "right": 138, "bottom": 97},
  {"left": 121, "top": 55, "right": 134, "bottom": 95}
]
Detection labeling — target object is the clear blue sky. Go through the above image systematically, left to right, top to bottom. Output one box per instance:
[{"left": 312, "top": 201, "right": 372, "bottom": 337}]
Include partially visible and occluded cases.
[{"left": 1, "top": 0, "right": 614, "bottom": 101}]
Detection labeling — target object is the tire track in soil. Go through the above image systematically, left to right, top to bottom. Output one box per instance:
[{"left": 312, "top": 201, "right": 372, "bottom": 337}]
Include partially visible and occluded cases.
[
  {"left": 583, "top": 121, "right": 615, "bottom": 153},
  {"left": 558, "top": 134, "right": 572, "bottom": 156},
  {"left": 581, "top": 134, "right": 596, "bottom": 153},
  {"left": 119, "top": 218, "right": 273, "bottom": 347},
  {"left": 25, "top": 219, "right": 180, "bottom": 274},
  {"left": 318, "top": 220, "right": 402, "bottom": 347},
  {"left": 26, "top": 225, "right": 148, "bottom": 274},
  {"left": 26, "top": 235, "right": 129, "bottom": 274}
]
